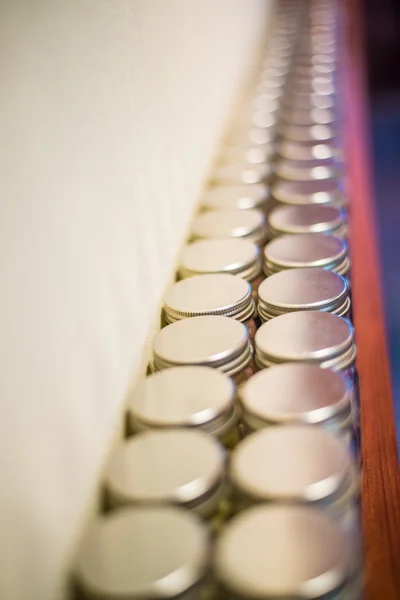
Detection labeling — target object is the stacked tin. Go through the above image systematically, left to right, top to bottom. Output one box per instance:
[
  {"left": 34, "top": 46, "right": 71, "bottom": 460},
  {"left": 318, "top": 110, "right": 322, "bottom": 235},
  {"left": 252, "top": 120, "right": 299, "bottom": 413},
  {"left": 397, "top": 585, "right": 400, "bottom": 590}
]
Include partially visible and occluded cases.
[{"left": 72, "top": 1, "right": 364, "bottom": 599}]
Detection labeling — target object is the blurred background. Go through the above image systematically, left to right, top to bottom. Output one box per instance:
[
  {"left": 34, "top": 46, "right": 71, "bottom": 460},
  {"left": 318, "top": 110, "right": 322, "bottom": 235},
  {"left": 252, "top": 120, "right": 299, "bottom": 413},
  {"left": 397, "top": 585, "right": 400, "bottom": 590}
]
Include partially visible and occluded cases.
[{"left": 364, "top": 0, "right": 400, "bottom": 445}]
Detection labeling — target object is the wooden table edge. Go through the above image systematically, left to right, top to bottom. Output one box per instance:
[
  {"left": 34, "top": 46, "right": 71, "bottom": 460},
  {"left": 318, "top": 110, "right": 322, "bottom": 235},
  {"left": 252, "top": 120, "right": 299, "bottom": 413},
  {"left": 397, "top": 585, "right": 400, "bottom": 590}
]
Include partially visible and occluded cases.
[{"left": 343, "top": 1, "right": 400, "bottom": 598}]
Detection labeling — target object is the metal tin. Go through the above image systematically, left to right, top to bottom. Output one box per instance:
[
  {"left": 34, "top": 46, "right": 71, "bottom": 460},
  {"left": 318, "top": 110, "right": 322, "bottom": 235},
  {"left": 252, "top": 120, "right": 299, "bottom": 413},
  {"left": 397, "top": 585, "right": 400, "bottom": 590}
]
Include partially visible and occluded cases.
[
  {"left": 292, "top": 63, "right": 337, "bottom": 79},
  {"left": 282, "top": 90, "right": 336, "bottom": 110},
  {"left": 252, "top": 93, "right": 281, "bottom": 113},
  {"left": 280, "top": 106, "right": 336, "bottom": 126},
  {"left": 280, "top": 123, "right": 336, "bottom": 145},
  {"left": 227, "top": 125, "right": 276, "bottom": 147},
  {"left": 218, "top": 145, "right": 274, "bottom": 167},
  {"left": 273, "top": 156, "right": 339, "bottom": 182},
  {"left": 210, "top": 162, "right": 271, "bottom": 186},
  {"left": 270, "top": 178, "right": 346, "bottom": 209},
  {"left": 201, "top": 184, "right": 269, "bottom": 212},
  {"left": 268, "top": 205, "right": 346, "bottom": 237},
  {"left": 190, "top": 209, "right": 268, "bottom": 247},
  {"left": 263, "top": 234, "right": 350, "bottom": 277},
  {"left": 178, "top": 239, "right": 262, "bottom": 283},
  {"left": 258, "top": 268, "right": 350, "bottom": 320},
  {"left": 163, "top": 274, "right": 255, "bottom": 324},
  {"left": 254, "top": 311, "right": 356, "bottom": 372},
  {"left": 152, "top": 316, "right": 253, "bottom": 377},
  {"left": 239, "top": 363, "right": 354, "bottom": 439},
  {"left": 128, "top": 366, "right": 239, "bottom": 442},
  {"left": 229, "top": 427, "right": 358, "bottom": 523},
  {"left": 104, "top": 429, "right": 226, "bottom": 518},
  {"left": 214, "top": 505, "right": 357, "bottom": 600},
  {"left": 73, "top": 507, "right": 209, "bottom": 600}
]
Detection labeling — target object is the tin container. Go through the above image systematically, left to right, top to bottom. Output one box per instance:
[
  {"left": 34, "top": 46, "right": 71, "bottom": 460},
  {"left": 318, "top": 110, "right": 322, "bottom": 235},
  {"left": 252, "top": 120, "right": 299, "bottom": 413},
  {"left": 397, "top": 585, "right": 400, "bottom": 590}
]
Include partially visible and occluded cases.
[
  {"left": 276, "top": 139, "right": 341, "bottom": 162},
  {"left": 210, "top": 162, "right": 271, "bottom": 186},
  {"left": 270, "top": 178, "right": 346, "bottom": 209},
  {"left": 201, "top": 184, "right": 269, "bottom": 212},
  {"left": 268, "top": 205, "right": 346, "bottom": 238},
  {"left": 190, "top": 209, "right": 268, "bottom": 247},
  {"left": 263, "top": 234, "right": 350, "bottom": 278},
  {"left": 177, "top": 239, "right": 264, "bottom": 300},
  {"left": 258, "top": 268, "right": 350, "bottom": 321},
  {"left": 162, "top": 274, "right": 257, "bottom": 341},
  {"left": 254, "top": 311, "right": 357, "bottom": 381},
  {"left": 152, "top": 316, "right": 254, "bottom": 385},
  {"left": 239, "top": 363, "right": 355, "bottom": 446},
  {"left": 128, "top": 366, "right": 240, "bottom": 448},
  {"left": 229, "top": 426, "right": 359, "bottom": 532},
  {"left": 104, "top": 429, "right": 227, "bottom": 521},
  {"left": 214, "top": 505, "right": 362, "bottom": 600},
  {"left": 73, "top": 506, "right": 210, "bottom": 600}
]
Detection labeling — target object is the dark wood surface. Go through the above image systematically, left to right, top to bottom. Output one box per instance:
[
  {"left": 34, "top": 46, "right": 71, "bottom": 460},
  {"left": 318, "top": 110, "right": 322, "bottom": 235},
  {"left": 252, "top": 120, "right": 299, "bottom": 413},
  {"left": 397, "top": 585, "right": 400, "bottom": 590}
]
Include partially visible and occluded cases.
[{"left": 343, "top": 1, "right": 400, "bottom": 598}]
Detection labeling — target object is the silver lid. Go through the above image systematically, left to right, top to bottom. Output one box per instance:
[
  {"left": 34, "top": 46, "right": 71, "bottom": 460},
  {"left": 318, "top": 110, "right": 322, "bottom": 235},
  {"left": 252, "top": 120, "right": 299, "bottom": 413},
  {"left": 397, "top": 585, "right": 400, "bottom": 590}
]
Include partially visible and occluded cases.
[
  {"left": 292, "top": 64, "right": 337, "bottom": 80},
  {"left": 290, "top": 77, "right": 336, "bottom": 98},
  {"left": 283, "top": 91, "right": 336, "bottom": 110},
  {"left": 253, "top": 93, "right": 282, "bottom": 113},
  {"left": 281, "top": 106, "right": 336, "bottom": 126},
  {"left": 280, "top": 123, "right": 336, "bottom": 145},
  {"left": 227, "top": 125, "right": 275, "bottom": 147},
  {"left": 277, "top": 140, "right": 341, "bottom": 161},
  {"left": 218, "top": 145, "right": 274, "bottom": 167},
  {"left": 273, "top": 156, "right": 338, "bottom": 182},
  {"left": 210, "top": 162, "right": 271, "bottom": 186},
  {"left": 271, "top": 178, "right": 345, "bottom": 208},
  {"left": 201, "top": 184, "right": 269, "bottom": 211},
  {"left": 268, "top": 204, "right": 345, "bottom": 237},
  {"left": 190, "top": 209, "right": 267, "bottom": 247},
  {"left": 263, "top": 234, "right": 349, "bottom": 276},
  {"left": 178, "top": 239, "right": 261, "bottom": 282},
  {"left": 258, "top": 268, "right": 349, "bottom": 319},
  {"left": 163, "top": 274, "right": 254, "bottom": 323},
  {"left": 255, "top": 311, "right": 356, "bottom": 370},
  {"left": 153, "top": 316, "right": 252, "bottom": 375},
  {"left": 240, "top": 363, "right": 353, "bottom": 427},
  {"left": 128, "top": 366, "right": 237, "bottom": 437},
  {"left": 230, "top": 426, "right": 354, "bottom": 504},
  {"left": 105, "top": 430, "right": 225, "bottom": 513},
  {"left": 214, "top": 505, "right": 352, "bottom": 599},
  {"left": 73, "top": 507, "right": 208, "bottom": 599}
]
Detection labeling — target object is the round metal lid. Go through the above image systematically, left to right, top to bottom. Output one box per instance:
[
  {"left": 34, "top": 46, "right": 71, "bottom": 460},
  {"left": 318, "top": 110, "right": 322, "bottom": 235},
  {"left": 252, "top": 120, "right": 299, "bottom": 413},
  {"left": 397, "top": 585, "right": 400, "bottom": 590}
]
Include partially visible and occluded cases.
[
  {"left": 292, "top": 64, "right": 337, "bottom": 79},
  {"left": 283, "top": 91, "right": 335, "bottom": 110},
  {"left": 252, "top": 93, "right": 281, "bottom": 112},
  {"left": 281, "top": 106, "right": 336, "bottom": 126},
  {"left": 280, "top": 123, "right": 335, "bottom": 145},
  {"left": 227, "top": 126, "right": 275, "bottom": 147},
  {"left": 277, "top": 140, "right": 339, "bottom": 161},
  {"left": 218, "top": 145, "right": 274, "bottom": 167},
  {"left": 273, "top": 157, "right": 338, "bottom": 182},
  {"left": 210, "top": 162, "right": 271, "bottom": 185},
  {"left": 271, "top": 178, "right": 343, "bottom": 207},
  {"left": 202, "top": 184, "right": 269, "bottom": 211},
  {"left": 268, "top": 204, "right": 344, "bottom": 235},
  {"left": 191, "top": 209, "right": 267, "bottom": 245},
  {"left": 264, "top": 234, "right": 347, "bottom": 271},
  {"left": 178, "top": 239, "right": 261, "bottom": 281},
  {"left": 258, "top": 268, "right": 348, "bottom": 314},
  {"left": 163, "top": 274, "right": 254, "bottom": 322},
  {"left": 255, "top": 311, "right": 354, "bottom": 365},
  {"left": 153, "top": 315, "right": 251, "bottom": 374},
  {"left": 240, "top": 363, "right": 352, "bottom": 425},
  {"left": 128, "top": 366, "right": 235, "bottom": 431},
  {"left": 230, "top": 426, "right": 351, "bottom": 503},
  {"left": 105, "top": 429, "right": 225, "bottom": 507},
  {"left": 214, "top": 505, "right": 351, "bottom": 598},
  {"left": 74, "top": 507, "right": 208, "bottom": 599}
]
